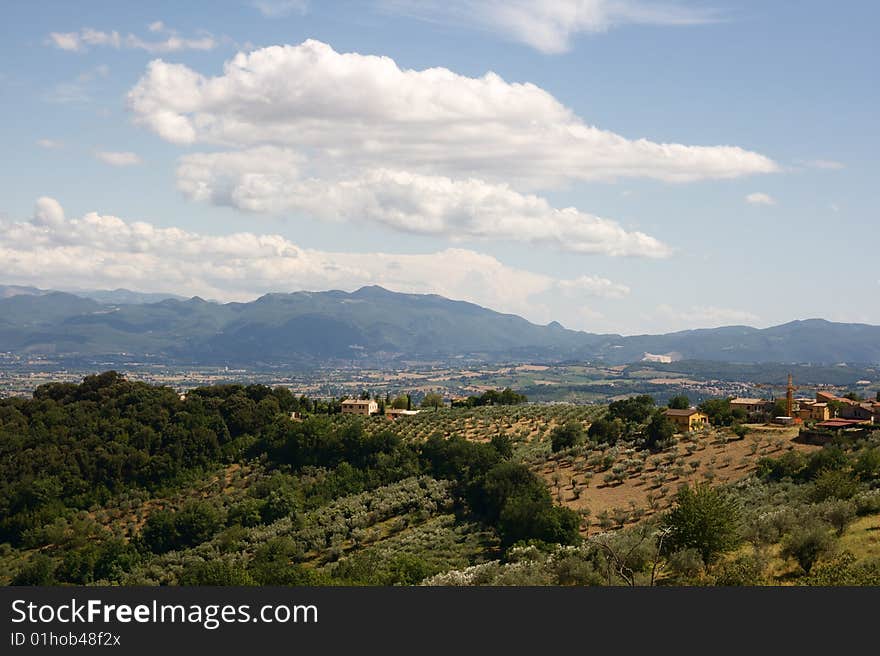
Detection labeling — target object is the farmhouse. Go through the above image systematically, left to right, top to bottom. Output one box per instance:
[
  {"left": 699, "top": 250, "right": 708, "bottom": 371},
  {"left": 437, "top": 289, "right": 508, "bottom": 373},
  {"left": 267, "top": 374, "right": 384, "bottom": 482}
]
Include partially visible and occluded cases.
[
  {"left": 816, "top": 390, "right": 851, "bottom": 404},
  {"left": 815, "top": 391, "right": 878, "bottom": 423},
  {"left": 729, "top": 398, "right": 773, "bottom": 418},
  {"left": 341, "top": 399, "right": 379, "bottom": 416},
  {"left": 797, "top": 401, "right": 830, "bottom": 422},
  {"left": 840, "top": 403, "right": 877, "bottom": 422},
  {"left": 663, "top": 408, "right": 709, "bottom": 433}
]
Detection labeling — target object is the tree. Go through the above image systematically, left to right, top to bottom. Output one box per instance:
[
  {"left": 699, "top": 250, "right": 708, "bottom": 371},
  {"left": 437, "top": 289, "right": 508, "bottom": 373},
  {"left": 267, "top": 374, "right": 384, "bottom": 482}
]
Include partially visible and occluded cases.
[
  {"left": 421, "top": 392, "right": 444, "bottom": 411},
  {"left": 390, "top": 395, "right": 409, "bottom": 410},
  {"left": 608, "top": 395, "right": 655, "bottom": 424},
  {"left": 668, "top": 395, "right": 690, "bottom": 410},
  {"left": 698, "top": 398, "right": 745, "bottom": 426},
  {"left": 771, "top": 399, "right": 789, "bottom": 418},
  {"left": 827, "top": 399, "right": 847, "bottom": 418},
  {"left": 644, "top": 412, "right": 675, "bottom": 451},
  {"left": 587, "top": 417, "right": 624, "bottom": 445},
  {"left": 551, "top": 421, "right": 586, "bottom": 452},
  {"left": 731, "top": 424, "right": 749, "bottom": 440},
  {"left": 490, "top": 433, "right": 514, "bottom": 459},
  {"left": 853, "top": 448, "right": 880, "bottom": 481},
  {"left": 810, "top": 469, "right": 859, "bottom": 502},
  {"left": 663, "top": 483, "right": 742, "bottom": 564},
  {"left": 497, "top": 495, "right": 580, "bottom": 548},
  {"left": 823, "top": 499, "right": 856, "bottom": 536},
  {"left": 140, "top": 502, "right": 222, "bottom": 554},
  {"left": 781, "top": 523, "right": 834, "bottom": 574},
  {"left": 11, "top": 554, "right": 57, "bottom": 585}
]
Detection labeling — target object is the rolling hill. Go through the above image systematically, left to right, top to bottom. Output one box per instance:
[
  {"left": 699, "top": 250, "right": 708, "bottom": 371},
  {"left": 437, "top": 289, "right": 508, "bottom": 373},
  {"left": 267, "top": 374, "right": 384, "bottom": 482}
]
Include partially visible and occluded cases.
[{"left": 0, "top": 284, "right": 877, "bottom": 366}]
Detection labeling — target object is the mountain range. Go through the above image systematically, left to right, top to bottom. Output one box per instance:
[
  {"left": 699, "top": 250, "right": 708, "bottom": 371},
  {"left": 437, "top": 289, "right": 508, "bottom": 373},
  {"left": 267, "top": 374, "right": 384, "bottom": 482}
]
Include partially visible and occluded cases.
[{"left": 1, "top": 284, "right": 878, "bottom": 366}]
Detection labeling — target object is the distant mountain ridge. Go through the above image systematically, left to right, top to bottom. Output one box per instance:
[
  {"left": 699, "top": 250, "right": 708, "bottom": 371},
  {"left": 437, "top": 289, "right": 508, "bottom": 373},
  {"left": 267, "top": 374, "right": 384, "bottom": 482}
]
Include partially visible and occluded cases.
[
  {"left": 0, "top": 284, "right": 877, "bottom": 366},
  {"left": 0, "top": 285, "right": 185, "bottom": 305}
]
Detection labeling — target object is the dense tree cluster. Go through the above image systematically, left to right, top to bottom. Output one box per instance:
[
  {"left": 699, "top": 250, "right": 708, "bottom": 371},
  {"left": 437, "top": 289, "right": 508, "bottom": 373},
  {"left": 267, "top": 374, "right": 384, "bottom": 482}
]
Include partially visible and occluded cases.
[
  {"left": 1, "top": 373, "right": 569, "bottom": 585},
  {"left": 452, "top": 388, "right": 527, "bottom": 408},
  {"left": 697, "top": 398, "right": 747, "bottom": 426}
]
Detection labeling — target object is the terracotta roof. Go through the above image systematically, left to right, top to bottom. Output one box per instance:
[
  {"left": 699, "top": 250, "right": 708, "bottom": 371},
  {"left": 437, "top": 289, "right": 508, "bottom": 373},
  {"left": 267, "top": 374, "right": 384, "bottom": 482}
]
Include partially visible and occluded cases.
[
  {"left": 664, "top": 408, "right": 701, "bottom": 417},
  {"left": 816, "top": 419, "right": 870, "bottom": 428}
]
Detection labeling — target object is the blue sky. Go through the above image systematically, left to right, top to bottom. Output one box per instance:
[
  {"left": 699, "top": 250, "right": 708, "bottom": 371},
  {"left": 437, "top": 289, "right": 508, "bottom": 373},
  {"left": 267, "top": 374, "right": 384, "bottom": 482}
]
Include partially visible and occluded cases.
[{"left": 0, "top": 0, "right": 876, "bottom": 335}]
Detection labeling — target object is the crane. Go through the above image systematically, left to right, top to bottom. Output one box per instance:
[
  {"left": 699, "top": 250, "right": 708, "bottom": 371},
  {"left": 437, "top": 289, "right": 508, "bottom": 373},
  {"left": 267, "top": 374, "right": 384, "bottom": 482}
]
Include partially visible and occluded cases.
[{"left": 754, "top": 373, "right": 800, "bottom": 418}]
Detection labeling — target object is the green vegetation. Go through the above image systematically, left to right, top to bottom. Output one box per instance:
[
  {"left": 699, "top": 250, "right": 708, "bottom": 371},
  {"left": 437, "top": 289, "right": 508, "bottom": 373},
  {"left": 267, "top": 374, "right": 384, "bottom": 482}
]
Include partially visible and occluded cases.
[
  {"left": 2, "top": 372, "right": 879, "bottom": 587},
  {"left": 0, "top": 373, "right": 567, "bottom": 585},
  {"left": 452, "top": 388, "right": 527, "bottom": 408},
  {"left": 668, "top": 395, "right": 690, "bottom": 410},
  {"left": 697, "top": 398, "right": 747, "bottom": 426},
  {"left": 550, "top": 421, "right": 586, "bottom": 452},
  {"left": 662, "top": 483, "right": 742, "bottom": 564}
]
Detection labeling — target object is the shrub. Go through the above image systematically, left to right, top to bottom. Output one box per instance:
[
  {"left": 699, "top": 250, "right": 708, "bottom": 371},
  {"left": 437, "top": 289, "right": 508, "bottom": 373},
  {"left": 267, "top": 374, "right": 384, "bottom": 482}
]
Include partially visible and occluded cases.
[
  {"left": 853, "top": 448, "right": 880, "bottom": 481},
  {"left": 757, "top": 450, "right": 806, "bottom": 480},
  {"left": 810, "top": 469, "right": 859, "bottom": 503},
  {"left": 662, "top": 483, "right": 742, "bottom": 564},
  {"left": 853, "top": 490, "right": 880, "bottom": 516},
  {"left": 822, "top": 499, "right": 857, "bottom": 536},
  {"left": 781, "top": 522, "right": 834, "bottom": 574},
  {"left": 667, "top": 548, "right": 704, "bottom": 580},
  {"left": 803, "top": 551, "right": 880, "bottom": 586},
  {"left": 713, "top": 553, "right": 766, "bottom": 586},
  {"left": 11, "top": 554, "right": 57, "bottom": 586},
  {"left": 178, "top": 559, "right": 256, "bottom": 585}
]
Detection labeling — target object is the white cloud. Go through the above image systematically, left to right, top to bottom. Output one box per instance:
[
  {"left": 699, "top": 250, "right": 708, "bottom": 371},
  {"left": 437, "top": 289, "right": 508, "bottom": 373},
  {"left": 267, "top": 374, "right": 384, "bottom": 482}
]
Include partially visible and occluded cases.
[
  {"left": 381, "top": 0, "right": 720, "bottom": 53},
  {"left": 252, "top": 1, "right": 308, "bottom": 17},
  {"left": 47, "top": 25, "right": 217, "bottom": 54},
  {"left": 47, "top": 32, "right": 83, "bottom": 51},
  {"left": 125, "top": 40, "right": 774, "bottom": 255},
  {"left": 127, "top": 40, "right": 777, "bottom": 186},
  {"left": 43, "top": 65, "right": 110, "bottom": 104},
  {"left": 36, "top": 139, "right": 64, "bottom": 149},
  {"left": 177, "top": 148, "right": 670, "bottom": 257},
  {"left": 95, "top": 151, "right": 142, "bottom": 166},
  {"left": 798, "top": 158, "right": 845, "bottom": 170},
  {"left": 745, "top": 192, "right": 775, "bottom": 206},
  {"left": 32, "top": 197, "right": 65, "bottom": 227},
  {"left": 0, "top": 198, "right": 630, "bottom": 325},
  {"left": 557, "top": 275, "right": 629, "bottom": 299},
  {"left": 656, "top": 303, "right": 759, "bottom": 328}
]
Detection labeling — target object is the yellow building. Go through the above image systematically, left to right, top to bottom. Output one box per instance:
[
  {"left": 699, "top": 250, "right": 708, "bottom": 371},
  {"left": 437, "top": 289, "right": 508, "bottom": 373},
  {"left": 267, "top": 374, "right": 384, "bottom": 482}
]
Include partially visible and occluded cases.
[
  {"left": 729, "top": 398, "right": 773, "bottom": 416},
  {"left": 341, "top": 399, "right": 378, "bottom": 416},
  {"left": 797, "top": 402, "right": 830, "bottom": 422},
  {"left": 663, "top": 408, "right": 710, "bottom": 433}
]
